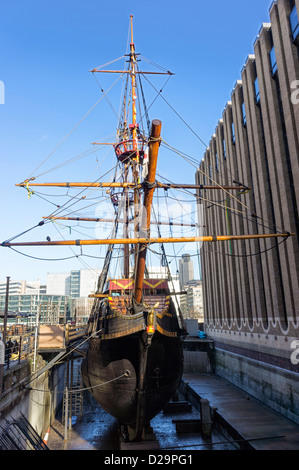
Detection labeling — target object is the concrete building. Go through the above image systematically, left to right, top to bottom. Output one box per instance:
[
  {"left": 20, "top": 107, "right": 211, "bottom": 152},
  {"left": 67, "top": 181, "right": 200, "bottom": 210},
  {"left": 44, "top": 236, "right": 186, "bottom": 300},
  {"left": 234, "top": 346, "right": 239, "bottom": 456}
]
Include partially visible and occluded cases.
[
  {"left": 195, "top": 0, "right": 299, "bottom": 424},
  {"left": 178, "top": 254, "right": 194, "bottom": 290},
  {"left": 47, "top": 269, "right": 100, "bottom": 298},
  {"left": 0, "top": 280, "right": 46, "bottom": 296},
  {"left": 180, "top": 280, "right": 204, "bottom": 322},
  {"left": 186, "top": 281, "right": 204, "bottom": 322},
  {"left": 0, "top": 294, "right": 70, "bottom": 323},
  {"left": 70, "top": 297, "right": 94, "bottom": 324}
]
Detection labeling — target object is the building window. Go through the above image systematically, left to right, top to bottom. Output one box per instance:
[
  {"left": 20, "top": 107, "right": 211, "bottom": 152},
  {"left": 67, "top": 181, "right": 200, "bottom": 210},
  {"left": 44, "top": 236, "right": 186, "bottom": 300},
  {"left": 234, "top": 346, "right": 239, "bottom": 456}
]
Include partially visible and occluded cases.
[
  {"left": 290, "top": 4, "right": 299, "bottom": 43},
  {"left": 270, "top": 46, "right": 278, "bottom": 76},
  {"left": 254, "top": 77, "right": 260, "bottom": 104},
  {"left": 242, "top": 102, "right": 247, "bottom": 126},
  {"left": 231, "top": 121, "right": 235, "bottom": 144},
  {"left": 223, "top": 138, "right": 226, "bottom": 159},
  {"left": 215, "top": 152, "right": 219, "bottom": 172}
]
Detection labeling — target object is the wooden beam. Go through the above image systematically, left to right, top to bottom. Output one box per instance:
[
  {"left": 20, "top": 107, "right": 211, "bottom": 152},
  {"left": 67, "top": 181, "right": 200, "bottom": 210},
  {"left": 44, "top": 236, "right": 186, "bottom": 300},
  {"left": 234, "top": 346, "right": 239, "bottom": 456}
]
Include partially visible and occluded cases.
[
  {"left": 90, "top": 70, "right": 174, "bottom": 75},
  {"left": 17, "top": 181, "right": 250, "bottom": 191},
  {"left": 44, "top": 216, "right": 198, "bottom": 228},
  {"left": 2, "top": 233, "right": 294, "bottom": 247},
  {"left": 88, "top": 294, "right": 109, "bottom": 298}
]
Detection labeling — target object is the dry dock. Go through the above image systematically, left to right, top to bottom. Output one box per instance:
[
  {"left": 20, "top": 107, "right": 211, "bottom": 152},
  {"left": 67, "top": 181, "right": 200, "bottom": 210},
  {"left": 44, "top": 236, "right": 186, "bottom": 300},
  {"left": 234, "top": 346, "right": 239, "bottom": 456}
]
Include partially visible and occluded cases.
[{"left": 46, "top": 371, "right": 299, "bottom": 451}]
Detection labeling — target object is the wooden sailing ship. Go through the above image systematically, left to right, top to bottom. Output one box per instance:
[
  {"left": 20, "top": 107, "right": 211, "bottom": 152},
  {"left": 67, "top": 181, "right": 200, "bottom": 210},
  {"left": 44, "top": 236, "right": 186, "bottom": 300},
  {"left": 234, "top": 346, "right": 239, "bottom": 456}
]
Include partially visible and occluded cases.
[{"left": 1, "top": 16, "right": 295, "bottom": 442}]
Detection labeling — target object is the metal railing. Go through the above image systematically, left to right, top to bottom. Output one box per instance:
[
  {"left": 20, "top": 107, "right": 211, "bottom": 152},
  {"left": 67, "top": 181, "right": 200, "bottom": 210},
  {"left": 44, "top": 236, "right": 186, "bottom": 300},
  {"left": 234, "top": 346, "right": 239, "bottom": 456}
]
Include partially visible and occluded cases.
[
  {"left": 0, "top": 323, "right": 86, "bottom": 371},
  {"left": 1, "top": 329, "right": 35, "bottom": 370}
]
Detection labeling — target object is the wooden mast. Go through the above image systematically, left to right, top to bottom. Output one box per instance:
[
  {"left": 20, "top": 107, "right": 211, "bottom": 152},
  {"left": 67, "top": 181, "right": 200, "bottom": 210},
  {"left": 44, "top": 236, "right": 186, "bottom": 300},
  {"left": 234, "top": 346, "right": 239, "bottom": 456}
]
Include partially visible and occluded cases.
[
  {"left": 130, "top": 14, "right": 141, "bottom": 267},
  {"left": 130, "top": 14, "right": 138, "bottom": 161},
  {"left": 133, "top": 119, "right": 161, "bottom": 304},
  {"left": 123, "top": 164, "right": 130, "bottom": 278}
]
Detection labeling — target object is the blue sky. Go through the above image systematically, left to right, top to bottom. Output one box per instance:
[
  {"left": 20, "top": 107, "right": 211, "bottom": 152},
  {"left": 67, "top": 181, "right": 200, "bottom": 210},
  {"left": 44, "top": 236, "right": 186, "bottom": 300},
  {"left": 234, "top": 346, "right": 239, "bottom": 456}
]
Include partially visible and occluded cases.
[{"left": 0, "top": 0, "right": 273, "bottom": 284}]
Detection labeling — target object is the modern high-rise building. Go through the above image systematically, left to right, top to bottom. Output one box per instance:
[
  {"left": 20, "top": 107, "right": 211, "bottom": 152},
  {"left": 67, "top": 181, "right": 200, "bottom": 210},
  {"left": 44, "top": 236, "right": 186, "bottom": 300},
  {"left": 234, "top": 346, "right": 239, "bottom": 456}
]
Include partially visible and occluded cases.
[
  {"left": 196, "top": 0, "right": 299, "bottom": 424},
  {"left": 178, "top": 254, "right": 194, "bottom": 289},
  {"left": 46, "top": 269, "right": 100, "bottom": 298},
  {"left": 0, "top": 278, "right": 69, "bottom": 323},
  {"left": 179, "top": 280, "right": 203, "bottom": 321},
  {"left": 0, "top": 294, "right": 70, "bottom": 323}
]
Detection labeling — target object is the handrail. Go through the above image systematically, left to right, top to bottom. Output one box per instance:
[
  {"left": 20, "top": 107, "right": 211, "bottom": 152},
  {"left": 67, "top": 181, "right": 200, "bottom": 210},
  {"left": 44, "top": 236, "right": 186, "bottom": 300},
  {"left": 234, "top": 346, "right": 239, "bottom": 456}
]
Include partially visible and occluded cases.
[{"left": 0, "top": 323, "right": 86, "bottom": 370}]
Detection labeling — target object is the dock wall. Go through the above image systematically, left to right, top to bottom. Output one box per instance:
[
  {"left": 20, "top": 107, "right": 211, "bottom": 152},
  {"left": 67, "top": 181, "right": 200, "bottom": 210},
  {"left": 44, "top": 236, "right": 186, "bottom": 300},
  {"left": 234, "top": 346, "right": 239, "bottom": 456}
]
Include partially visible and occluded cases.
[
  {"left": 213, "top": 347, "right": 299, "bottom": 424},
  {"left": 0, "top": 357, "right": 65, "bottom": 441}
]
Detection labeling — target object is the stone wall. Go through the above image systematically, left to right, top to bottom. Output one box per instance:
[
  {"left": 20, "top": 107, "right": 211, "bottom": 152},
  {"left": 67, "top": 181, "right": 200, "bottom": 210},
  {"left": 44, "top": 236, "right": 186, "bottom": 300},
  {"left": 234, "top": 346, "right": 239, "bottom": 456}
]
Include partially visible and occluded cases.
[
  {"left": 213, "top": 347, "right": 299, "bottom": 424},
  {"left": 0, "top": 357, "right": 65, "bottom": 442}
]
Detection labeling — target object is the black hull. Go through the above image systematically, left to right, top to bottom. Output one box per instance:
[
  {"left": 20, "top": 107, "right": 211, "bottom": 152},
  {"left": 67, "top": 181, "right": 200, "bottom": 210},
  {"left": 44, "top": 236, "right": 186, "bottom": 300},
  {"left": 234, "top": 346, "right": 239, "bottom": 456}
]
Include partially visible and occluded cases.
[{"left": 81, "top": 330, "right": 183, "bottom": 427}]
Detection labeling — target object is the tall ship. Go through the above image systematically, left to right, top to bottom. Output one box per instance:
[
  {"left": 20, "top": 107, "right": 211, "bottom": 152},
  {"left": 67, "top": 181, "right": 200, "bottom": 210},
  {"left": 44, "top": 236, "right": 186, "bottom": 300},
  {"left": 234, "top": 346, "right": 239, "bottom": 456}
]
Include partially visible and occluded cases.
[{"left": 1, "top": 16, "right": 294, "bottom": 442}]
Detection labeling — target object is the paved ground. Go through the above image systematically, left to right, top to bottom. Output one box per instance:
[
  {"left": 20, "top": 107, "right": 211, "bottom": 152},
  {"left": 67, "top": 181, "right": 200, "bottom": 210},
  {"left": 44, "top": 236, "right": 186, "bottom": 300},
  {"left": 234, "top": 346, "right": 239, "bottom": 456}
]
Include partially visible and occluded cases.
[{"left": 182, "top": 373, "right": 299, "bottom": 450}]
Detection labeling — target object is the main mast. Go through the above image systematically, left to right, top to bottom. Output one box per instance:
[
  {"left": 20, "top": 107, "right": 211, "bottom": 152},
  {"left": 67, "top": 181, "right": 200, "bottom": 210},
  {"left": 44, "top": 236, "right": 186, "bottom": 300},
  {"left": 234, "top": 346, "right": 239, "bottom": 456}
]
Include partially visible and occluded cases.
[
  {"left": 112, "top": 14, "right": 143, "bottom": 280},
  {"left": 129, "top": 15, "right": 141, "bottom": 276},
  {"left": 130, "top": 15, "right": 138, "bottom": 164},
  {"left": 4, "top": 16, "right": 295, "bottom": 288}
]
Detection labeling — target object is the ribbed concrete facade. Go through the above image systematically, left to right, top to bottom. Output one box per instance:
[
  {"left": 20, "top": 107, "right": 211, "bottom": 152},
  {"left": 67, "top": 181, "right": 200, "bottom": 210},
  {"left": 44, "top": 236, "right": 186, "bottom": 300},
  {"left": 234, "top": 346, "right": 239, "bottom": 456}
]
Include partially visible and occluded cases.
[{"left": 196, "top": 0, "right": 299, "bottom": 423}]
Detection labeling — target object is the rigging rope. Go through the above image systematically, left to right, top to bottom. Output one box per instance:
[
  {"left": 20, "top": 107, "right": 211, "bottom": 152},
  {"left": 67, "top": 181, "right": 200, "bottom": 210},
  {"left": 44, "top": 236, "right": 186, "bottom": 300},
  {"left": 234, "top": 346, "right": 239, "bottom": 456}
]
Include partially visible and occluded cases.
[
  {"left": 4, "top": 47, "right": 293, "bottom": 275},
  {"left": 141, "top": 73, "right": 208, "bottom": 149},
  {"left": 27, "top": 74, "right": 123, "bottom": 180},
  {"left": 161, "top": 138, "right": 253, "bottom": 215}
]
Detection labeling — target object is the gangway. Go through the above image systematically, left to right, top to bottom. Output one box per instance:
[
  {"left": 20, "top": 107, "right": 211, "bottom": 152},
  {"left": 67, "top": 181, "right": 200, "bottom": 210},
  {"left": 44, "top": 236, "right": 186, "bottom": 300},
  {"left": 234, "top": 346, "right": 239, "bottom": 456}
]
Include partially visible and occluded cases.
[{"left": 37, "top": 324, "right": 86, "bottom": 353}]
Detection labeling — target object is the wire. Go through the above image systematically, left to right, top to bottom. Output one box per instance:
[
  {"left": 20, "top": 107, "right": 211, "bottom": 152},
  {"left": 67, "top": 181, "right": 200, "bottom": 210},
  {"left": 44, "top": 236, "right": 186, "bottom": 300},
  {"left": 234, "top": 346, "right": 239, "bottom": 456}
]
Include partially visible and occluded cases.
[
  {"left": 91, "top": 55, "right": 126, "bottom": 72},
  {"left": 92, "top": 72, "right": 119, "bottom": 119},
  {"left": 141, "top": 73, "right": 208, "bottom": 149},
  {"left": 27, "top": 75, "right": 123, "bottom": 180},
  {"left": 162, "top": 138, "right": 253, "bottom": 215},
  {"left": 33, "top": 147, "right": 102, "bottom": 179},
  {"left": 156, "top": 170, "right": 289, "bottom": 236},
  {"left": 2, "top": 220, "right": 50, "bottom": 245},
  {"left": 147, "top": 235, "right": 289, "bottom": 259},
  {"left": 205, "top": 236, "right": 288, "bottom": 258},
  {"left": 6, "top": 242, "right": 139, "bottom": 263},
  {"left": 6, "top": 247, "right": 81, "bottom": 261},
  {"left": 24, "top": 327, "right": 128, "bottom": 394},
  {"left": 27, "top": 373, "right": 128, "bottom": 394}
]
